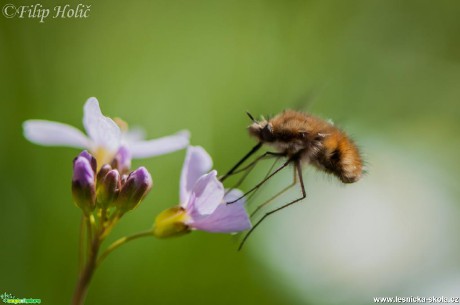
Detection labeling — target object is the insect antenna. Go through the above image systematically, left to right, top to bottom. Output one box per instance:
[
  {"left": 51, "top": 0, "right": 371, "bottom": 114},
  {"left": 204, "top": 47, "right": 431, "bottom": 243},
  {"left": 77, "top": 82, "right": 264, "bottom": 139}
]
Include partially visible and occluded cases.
[
  {"left": 246, "top": 112, "right": 256, "bottom": 123},
  {"left": 238, "top": 158, "right": 306, "bottom": 251}
]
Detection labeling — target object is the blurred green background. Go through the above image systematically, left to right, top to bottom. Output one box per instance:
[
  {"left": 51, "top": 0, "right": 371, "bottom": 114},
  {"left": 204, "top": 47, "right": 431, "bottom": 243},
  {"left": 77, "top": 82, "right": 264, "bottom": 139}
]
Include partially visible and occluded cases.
[{"left": 1, "top": 0, "right": 460, "bottom": 304}]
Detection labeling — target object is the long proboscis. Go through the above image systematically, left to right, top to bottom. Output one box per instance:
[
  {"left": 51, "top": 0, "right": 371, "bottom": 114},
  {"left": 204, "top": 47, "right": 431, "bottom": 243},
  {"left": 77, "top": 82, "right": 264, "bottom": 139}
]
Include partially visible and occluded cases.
[{"left": 219, "top": 142, "right": 263, "bottom": 182}]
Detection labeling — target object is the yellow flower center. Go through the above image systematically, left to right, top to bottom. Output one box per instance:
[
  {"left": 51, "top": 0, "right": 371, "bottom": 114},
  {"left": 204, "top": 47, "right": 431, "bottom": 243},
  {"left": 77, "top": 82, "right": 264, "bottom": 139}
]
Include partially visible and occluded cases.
[
  {"left": 93, "top": 147, "right": 116, "bottom": 169},
  {"left": 153, "top": 206, "right": 191, "bottom": 238}
]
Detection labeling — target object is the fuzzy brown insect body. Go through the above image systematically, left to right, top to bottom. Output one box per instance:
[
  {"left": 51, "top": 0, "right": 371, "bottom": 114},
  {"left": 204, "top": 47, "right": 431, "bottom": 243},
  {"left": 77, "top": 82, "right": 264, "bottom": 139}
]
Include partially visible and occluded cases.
[
  {"left": 222, "top": 109, "right": 363, "bottom": 250},
  {"left": 248, "top": 110, "right": 363, "bottom": 183}
]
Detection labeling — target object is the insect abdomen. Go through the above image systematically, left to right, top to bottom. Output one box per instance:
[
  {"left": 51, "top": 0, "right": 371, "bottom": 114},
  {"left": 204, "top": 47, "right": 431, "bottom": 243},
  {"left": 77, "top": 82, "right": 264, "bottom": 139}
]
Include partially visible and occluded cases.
[{"left": 316, "top": 131, "right": 362, "bottom": 183}]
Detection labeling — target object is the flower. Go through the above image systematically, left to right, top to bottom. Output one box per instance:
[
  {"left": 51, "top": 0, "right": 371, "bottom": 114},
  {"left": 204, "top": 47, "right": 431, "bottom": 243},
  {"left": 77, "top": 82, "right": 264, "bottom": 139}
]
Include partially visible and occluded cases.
[
  {"left": 23, "top": 97, "right": 190, "bottom": 167},
  {"left": 153, "top": 146, "right": 251, "bottom": 238}
]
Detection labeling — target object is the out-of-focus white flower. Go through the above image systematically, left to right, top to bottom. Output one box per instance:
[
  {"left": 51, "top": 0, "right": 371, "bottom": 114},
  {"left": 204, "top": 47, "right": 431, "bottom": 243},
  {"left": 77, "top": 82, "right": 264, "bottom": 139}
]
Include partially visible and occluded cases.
[{"left": 23, "top": 97, "right": 189, "bottom": 167}]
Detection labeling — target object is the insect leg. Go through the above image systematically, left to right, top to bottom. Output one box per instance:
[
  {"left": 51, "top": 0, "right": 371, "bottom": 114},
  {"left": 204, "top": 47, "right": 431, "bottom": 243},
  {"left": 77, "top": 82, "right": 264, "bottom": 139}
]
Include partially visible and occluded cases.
[
  {"left": 220, "top": 142, "right": 262, "bottom": 182},
  {"left": 244, "top": 156, "right": 281, "bottom": 205},
  {"left": 226, "top": 159, "right": 292, "bottom": 205},
  {"left": 238, "top": 159, "right": 306, "bottom": 251},
  {"left": 250, "top": 165, "right": 297, "bottom": 217}
]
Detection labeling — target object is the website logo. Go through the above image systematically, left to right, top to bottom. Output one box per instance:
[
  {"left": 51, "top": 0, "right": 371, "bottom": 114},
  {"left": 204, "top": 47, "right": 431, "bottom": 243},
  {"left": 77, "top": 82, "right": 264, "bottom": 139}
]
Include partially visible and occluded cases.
[{"left": 1, "top": 292, "right": 41, "bottom": 304}]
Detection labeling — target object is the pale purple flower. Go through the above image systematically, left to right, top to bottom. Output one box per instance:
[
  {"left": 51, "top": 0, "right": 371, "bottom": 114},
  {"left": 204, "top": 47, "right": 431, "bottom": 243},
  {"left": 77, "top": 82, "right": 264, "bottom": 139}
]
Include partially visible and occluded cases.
[
  {"left": 23, "top": 97, "right": 190, "bottom": 167},
  {"left": 179, "top": 146, "right": 251, "bottom": 233}
]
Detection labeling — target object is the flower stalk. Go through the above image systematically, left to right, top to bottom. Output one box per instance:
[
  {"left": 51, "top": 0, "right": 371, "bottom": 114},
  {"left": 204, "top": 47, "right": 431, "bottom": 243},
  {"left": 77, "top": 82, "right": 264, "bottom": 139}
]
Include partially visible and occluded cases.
[
  {"left": 23, "top": 97, "right": 253, "bottom": 305},
  {"left": 69, "top": 150, "right": 154, "bottom": 305},
  {"left": 73, "top": 214, "right": 154, "bottom": 305},
  {"left": 97, "top": 230, "right": 154, "bottom": 267},
  {"left": 72, "top": 234, "right": 100, "bottom": 305}
]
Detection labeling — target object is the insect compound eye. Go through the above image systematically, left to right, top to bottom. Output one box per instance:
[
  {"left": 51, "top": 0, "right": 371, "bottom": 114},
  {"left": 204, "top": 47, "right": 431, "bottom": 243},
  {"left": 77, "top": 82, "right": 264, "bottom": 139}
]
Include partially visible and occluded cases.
[{"left": 261, "top": 124, "right": 275, "bottom": 142}]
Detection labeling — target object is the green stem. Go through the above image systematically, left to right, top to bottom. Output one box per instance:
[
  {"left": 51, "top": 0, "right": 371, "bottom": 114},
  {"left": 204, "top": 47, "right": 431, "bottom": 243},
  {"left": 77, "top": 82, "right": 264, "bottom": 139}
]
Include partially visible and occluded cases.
[
  {"left": 72, "top": 212, "right": 152, "bottom": 304},
  {"left": 78, "top": 215, "right": 85, "bottom": 271},
  {"left": 85, "top": 216, "right": 93, "bottom": 258},
  {"left": 97, "top": 230, "right": 153, "bottom": 266},
  {"left": 72, "top": 236, "right": 101, "bottom": 305}
]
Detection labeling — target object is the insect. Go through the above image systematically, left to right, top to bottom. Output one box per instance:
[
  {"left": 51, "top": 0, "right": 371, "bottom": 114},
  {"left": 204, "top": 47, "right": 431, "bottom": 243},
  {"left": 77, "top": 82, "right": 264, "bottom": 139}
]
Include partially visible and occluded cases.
[{"left": 221, "top": 109, "right": 363, "bottom": 250}]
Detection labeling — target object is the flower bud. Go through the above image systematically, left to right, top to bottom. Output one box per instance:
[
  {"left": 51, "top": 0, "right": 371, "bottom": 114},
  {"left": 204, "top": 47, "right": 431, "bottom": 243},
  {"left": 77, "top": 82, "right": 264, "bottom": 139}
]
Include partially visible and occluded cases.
[
  {"left": 112, "top": 146, "right": 131, "bottom": 175},
  {"left": 77, "top": 150, "right": 97, "bottom": 173},
  {"left": 72, "top": 152, "right": 96, "bottom": 215},
  {"left": 97, "top": 164, "right": 112, "bottom": 185},
  {"left": 117, "top": 167, "right": 152, "bottom": 213},
  {"left": 97, "top": 169, "right": 120, "bottom": 208},
  {"left": 153, "top": 207, "right": 190, "bottom": 238}
]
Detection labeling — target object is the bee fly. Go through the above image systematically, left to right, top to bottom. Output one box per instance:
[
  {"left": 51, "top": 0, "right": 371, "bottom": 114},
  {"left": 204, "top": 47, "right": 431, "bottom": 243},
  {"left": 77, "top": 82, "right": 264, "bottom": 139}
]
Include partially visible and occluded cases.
[{"left": 221, "top": 110, "right": 363, "bottom": 250}]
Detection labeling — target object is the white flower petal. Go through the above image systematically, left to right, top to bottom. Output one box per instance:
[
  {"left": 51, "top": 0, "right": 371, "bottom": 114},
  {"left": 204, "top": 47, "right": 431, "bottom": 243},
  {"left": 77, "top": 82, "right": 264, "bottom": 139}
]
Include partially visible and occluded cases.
[
  {"left": 83, "top": 97, "right": 121, "bottom": 152},
  {"left": 23, "top": 120, "right": 91, "bottom": 148},
  {"left": 122, "top": 127, "right": 146, "bottom": 145},
  {"left": 129, "top": 130, "right": 190, "bottom": 159},
  {"left": 180, "top": 146, "right": 213, "bottom": 204},
  {"left": 187, "top": 170, "right": 224, "bottom": 216},
  {"left": 190, "top": 188, "right": 251, "bottom": 233},
  {"left": 224, "top": 189, "right": 245, "bottom": 205},
  {"left": 190, "top": 201, "right": 251, "bottom": 233}
]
